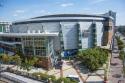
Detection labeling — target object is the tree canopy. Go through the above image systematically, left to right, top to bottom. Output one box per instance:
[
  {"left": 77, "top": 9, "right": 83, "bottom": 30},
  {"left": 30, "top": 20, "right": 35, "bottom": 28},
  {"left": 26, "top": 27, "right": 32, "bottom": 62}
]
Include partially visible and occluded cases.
[{"left": 77, "top": 47, "right": 108, "bottom": 71}]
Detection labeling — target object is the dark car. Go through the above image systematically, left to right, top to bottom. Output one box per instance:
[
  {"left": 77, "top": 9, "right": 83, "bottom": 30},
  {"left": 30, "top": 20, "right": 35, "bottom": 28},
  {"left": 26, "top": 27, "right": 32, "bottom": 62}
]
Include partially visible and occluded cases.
[{"left": 55, "top": 59, "right": 63, "bottom": 69}]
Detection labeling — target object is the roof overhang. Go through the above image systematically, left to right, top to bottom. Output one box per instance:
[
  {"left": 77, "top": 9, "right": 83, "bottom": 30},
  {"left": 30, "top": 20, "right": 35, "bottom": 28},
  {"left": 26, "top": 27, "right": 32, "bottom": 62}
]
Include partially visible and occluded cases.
[
  {"left": 13, "top": 17, "right": 105, "bottom": 24},
  {"left": 0, "top": 32, "right": 59, "bottom": 37}
]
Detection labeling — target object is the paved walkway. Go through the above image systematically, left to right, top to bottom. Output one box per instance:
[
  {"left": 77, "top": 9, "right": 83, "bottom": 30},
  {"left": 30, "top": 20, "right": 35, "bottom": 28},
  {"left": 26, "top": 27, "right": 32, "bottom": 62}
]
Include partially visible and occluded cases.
[
  {"left": 109, "top": 39, "right": 125, "bottom": 83},
  {"left": 61, "top": 60, "right": 104, "bottom": 83}
]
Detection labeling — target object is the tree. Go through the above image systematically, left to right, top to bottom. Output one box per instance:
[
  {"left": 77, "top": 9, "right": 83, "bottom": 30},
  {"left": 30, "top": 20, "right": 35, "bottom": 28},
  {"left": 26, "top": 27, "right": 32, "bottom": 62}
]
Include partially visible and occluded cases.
[
  {"left": 117, "top": 26, "right": 125, "bottom": 36},
  {"left": 116, "top": 36, "right": 124, "bottom": 50},
  {"left": 77, "top": 47, "right": 108, "bottom": 71},
  {"left": 0, "top": 53, "right": 4, "bottom": 63},
  {"left": 2, "top": 54, "right": 10, "bottom": 64},
  {"left": 12, "top": 54, "right": 21, "bottom": 70},
  {"left": 20, "top": 56, "right": 38, "bottom": 71},
  {"left": 20, "top": 58, "right": 31, "bottom": 71}
]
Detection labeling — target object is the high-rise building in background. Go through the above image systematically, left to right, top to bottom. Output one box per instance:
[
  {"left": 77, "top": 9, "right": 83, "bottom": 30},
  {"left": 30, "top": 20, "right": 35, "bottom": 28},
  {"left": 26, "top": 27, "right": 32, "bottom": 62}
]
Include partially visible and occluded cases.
[{"left": 0, "top": 22, "right": 10, "bottom": 33}]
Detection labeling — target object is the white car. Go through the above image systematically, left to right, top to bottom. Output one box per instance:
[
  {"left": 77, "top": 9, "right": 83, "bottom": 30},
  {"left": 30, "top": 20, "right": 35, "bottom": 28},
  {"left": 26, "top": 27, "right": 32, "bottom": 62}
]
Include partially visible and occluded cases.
[{"left": 66, "top": 75, "right": 82, "bottom": 83}]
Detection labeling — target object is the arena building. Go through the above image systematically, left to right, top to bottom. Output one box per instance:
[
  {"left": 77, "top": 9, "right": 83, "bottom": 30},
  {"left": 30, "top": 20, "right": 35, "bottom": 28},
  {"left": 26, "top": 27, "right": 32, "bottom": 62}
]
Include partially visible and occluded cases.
[{"left": 0, "top": 11, "right": 116, "bottom": 69}]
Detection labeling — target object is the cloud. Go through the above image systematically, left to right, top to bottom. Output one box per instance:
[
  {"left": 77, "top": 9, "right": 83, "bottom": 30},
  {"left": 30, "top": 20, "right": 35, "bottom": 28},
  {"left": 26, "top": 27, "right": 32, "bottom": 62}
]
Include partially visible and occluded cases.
[
  {"left": 91, "top": 0, "right": 107, "bottom": 4},
  {"left": 60, "top": 3, "right": 74, "bottom": 7},
  {"left": 83, "top": 8, "right": 91, "bottom": 11},
  {"left": 13, "top": 9, "right": 26, "bottom": 17},
  {"left": 15, "top": 10, "right": 25, "bottom": 13},
  {"left": 36, "top": 10, "right": 51, "bottom": 15},
  {"left": 39, "top": 10, "right": 46, "bottom": 13},
  {"left": 13, "top": 14, "right": 18, "bottom": 17}
]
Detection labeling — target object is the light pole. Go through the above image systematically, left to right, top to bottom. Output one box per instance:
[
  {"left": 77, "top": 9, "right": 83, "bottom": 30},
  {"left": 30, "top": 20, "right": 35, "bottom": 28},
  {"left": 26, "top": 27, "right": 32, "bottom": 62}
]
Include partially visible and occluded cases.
[{"left": 123, "top": 48, "right": 125, "bottom": 77}]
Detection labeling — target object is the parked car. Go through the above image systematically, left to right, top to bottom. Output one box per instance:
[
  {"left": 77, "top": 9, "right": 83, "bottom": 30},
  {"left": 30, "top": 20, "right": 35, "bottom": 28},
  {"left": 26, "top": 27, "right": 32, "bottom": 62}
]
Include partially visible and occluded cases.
[
  {"left": 55, "top": 58, "right": 63, "bottom": 69},
  {"left": 66, "top": 75, "right": 81, "bottom": 83}
]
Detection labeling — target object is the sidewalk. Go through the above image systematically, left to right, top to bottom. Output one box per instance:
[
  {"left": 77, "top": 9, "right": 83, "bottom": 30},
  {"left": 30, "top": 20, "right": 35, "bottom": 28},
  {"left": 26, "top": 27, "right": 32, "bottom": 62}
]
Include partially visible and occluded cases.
[
  {"left": 109, "top": 39, "right": 125, "bottom": 83},
  {"left": 62, "top": 60, "right": 104, "bottom": 83}
]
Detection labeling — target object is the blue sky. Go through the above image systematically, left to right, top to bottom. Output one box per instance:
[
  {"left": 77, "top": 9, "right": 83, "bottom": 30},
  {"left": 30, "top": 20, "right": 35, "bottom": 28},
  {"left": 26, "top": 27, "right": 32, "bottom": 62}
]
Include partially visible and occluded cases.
[{"left": 0, "top": 0, "right": 125, "bottom": 25}]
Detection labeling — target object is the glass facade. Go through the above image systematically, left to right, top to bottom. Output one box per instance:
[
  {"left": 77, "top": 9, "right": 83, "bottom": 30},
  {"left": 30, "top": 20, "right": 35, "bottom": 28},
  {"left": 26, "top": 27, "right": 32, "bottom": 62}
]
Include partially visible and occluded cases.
[
  {"left": 0, "top": 22, "right": 10, "bottom": 32},
  {"left": 0, "top": 36, "right": 54, "bottom": 57},
  {"left": 22, "top": 36, "right": 49, "bottom": 56}
]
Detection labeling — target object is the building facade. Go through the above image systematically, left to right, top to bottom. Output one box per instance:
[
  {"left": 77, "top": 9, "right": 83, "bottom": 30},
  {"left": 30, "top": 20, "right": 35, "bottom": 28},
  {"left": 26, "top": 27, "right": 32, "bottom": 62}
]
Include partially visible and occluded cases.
[
  {"left": 0, "top": 11, "right": 116, "bottom": 69},
  {"left": 0, "top": 22, "right": 10, "bottom": 33}
]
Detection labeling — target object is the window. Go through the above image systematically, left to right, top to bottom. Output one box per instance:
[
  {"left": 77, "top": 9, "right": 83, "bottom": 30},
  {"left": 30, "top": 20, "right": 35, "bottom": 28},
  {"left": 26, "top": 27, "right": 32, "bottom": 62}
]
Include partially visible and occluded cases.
[
  {"left": 104, "top": 27, "right": 109, "bottom": 31},
  {"left": 82, "top": 30, "right": 90, "bottom": 38}
]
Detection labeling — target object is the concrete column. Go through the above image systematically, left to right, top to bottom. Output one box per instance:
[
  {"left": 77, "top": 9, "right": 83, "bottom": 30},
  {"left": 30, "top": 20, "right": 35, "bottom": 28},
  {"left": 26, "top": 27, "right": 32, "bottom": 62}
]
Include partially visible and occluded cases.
[
  {"left": 2, "top": 25, "right": 3, "bottom": 32},
  {"left": 21, "top": 37, "right": 25, "bottom": 54},
  {"left": 33, "top": 37, "right": 35, "bottom": 56},
  {"left": 47, "top": 38, "right": 50, "bottom": 56}
]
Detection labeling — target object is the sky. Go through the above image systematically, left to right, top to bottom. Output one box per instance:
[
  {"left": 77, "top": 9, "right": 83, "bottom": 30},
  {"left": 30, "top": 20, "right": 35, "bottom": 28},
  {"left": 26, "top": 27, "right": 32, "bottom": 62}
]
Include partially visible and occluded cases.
[{"left": 0, "top": 0, "right": 125, "bottom": 25}]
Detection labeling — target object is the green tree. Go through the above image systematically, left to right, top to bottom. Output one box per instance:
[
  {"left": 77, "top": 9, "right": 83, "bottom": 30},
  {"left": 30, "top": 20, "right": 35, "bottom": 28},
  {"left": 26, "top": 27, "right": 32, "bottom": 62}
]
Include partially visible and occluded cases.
[
  {"left": 116, "top": 36, "right": 124, "bottom": 50},
  {"left": 77, "top": 47, "right": 108, "bottom": 71},
  {"left": 0, "top": 53, "right": 4, "bottom": 63},
  {"left": 2, "top": 54, "right": 10, "bottom": 64},
  {"left": 12, "top": 54, "right": 21, "bottom": 70},
  {"left": 20, "top": 56, "right": 38, "bottom": 71},
  {"left": 20, "top": 58, "right": 31, "bottom": 71}
]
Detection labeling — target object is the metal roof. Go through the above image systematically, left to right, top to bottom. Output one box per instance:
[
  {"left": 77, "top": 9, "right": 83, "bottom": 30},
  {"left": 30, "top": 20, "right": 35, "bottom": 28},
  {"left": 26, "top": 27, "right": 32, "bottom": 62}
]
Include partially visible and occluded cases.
[
  {"left": 13, "top": 14, "right": 110, "bottom": 24},
  {"left": 31, "top": 14, "right": 108, "bottom": 19}
]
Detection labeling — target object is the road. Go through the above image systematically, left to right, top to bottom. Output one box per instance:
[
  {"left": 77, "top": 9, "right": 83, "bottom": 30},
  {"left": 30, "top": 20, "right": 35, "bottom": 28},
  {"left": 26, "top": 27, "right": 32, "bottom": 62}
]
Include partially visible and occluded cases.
[
  {"left": 109, "top": 39, "right": 125, "bottom": 83},
  {"left": 1, "top": 72, "right": 43, "bottom": 83}
]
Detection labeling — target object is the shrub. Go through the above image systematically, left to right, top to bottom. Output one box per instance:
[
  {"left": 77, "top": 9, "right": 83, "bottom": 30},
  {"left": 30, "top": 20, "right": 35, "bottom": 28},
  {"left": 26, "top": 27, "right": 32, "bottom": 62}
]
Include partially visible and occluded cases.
[
  {"left": 116, "top": 36, "right": 124, "bottom": 50},
  {"left": 119, "top": 50, "right": 125, "bottom": 60},
  {"left": 32, "top": 72, "right": 56, "bottom": 81},
  {"left": 32, "top": 73, "right": 78, "bottom": 83},
  {"left": 54, "top": 77, "right": 78, "bottom": 83}
]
